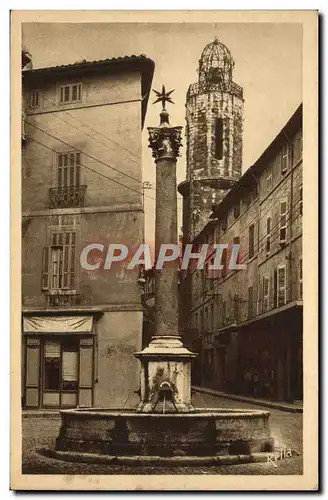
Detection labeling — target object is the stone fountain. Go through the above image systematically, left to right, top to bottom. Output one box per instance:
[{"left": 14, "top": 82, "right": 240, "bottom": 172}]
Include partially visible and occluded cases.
[{"left": 47, "top": 87, "right": 274, "bottom": 465}]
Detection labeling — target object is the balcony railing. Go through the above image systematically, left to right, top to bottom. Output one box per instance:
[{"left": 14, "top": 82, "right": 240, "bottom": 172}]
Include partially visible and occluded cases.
[
  {"left": 187, "top": 81, "right": 243, "bottom": 99},
  {"left": 49, "top": 185, "right": 86, "bottom": 209},
  {"left": 46, "top": 293, "right": 81, "bottom": 307}
]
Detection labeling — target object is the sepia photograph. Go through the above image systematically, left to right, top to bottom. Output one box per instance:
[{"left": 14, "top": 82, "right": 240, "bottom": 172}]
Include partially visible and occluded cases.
[{"left": 11, "top": 10, "right": 318, "bottom": 491}]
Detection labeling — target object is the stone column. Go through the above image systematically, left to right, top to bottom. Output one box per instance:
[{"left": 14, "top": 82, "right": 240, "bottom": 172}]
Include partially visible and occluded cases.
[
  {"left": 135, "top": 93, "right": 196, "bottom": 413},
  {"left": 152, "top": 108, "right": 180, "bottom": 338}
]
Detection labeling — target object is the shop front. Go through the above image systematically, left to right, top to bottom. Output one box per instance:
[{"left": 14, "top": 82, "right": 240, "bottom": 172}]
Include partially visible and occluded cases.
[{"left": 22, "top": 314, "right": 96, "bottom": 409}]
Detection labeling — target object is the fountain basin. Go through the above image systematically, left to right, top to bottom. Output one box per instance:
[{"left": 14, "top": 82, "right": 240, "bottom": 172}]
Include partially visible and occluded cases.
[{"left": 54, "top": 408, "right": 274, "bottom": 458}]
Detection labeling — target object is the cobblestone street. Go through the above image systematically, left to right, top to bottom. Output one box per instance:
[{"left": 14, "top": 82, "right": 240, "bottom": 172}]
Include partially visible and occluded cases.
[{"left": 22, "top": 392, "right": 303, "bottom": 475}]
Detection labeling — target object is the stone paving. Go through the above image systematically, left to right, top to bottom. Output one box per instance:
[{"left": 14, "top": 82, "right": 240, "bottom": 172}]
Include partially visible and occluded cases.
[{"left": 22, "top": 392, "right": 303, "bottom": 475}]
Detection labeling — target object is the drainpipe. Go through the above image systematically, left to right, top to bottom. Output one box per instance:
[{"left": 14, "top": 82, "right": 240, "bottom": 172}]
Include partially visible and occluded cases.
[
  {"left": 283, "top": 130, "right": 293, "bottom": 401},
  {"left": 283, "top": 130, "right": 293, "bottom": 303}
]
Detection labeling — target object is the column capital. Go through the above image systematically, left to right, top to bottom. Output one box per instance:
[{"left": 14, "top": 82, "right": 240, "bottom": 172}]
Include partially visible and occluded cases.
[{"left": 148, "top": 125, "right": 183, "bottom": 162}]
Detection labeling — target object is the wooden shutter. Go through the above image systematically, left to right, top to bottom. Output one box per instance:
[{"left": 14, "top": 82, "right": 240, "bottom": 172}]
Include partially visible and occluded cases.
[
  {"left": 281, "top": 143, "right": 289, "bottom": 173},
  {"left": 279, "top": 200, "right": 288, "bottom": 243},
  {"left": 266, "top": 217, "right": 272, "bottom": 254},
  {"left": 249, "top": 224, "right": 255, "bottom": 259},
  {"left": 62, "top": 233, "right": 70, "bottom": 289},
  {"left": 70, "top": 233, "right": 76, "bottom": 289},
  {"left": 233, "top": 236, "right": 241, "bottom": 264},
  {"left": 41, "top": 246, "right": 50, "bottom": 290},
  {"left": 221, "top": 248, "right": 227, "bottom": 276},
  {"left": 277, "top": 265, "right": 286, "bottom": 307},
  {"left": 273, "top": 268, "right": 278, "bottom": 308},
  {"left": 263, "top": 276, "right": 269, "bottom": 312},
  {"left": 248, "top": 286, "right": 253, "bottom": 318},
  {"left": 25, "top": 338, "right": 40, "bottom": 408},
  {"left": 79, "top": 338, "right": 94, "bottom": 407}
]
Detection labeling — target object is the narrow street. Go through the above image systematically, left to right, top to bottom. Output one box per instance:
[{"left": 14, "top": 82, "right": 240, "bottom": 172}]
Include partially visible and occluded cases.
[{"left": 22, "top": 392, "right": 303, "bottom": 475}]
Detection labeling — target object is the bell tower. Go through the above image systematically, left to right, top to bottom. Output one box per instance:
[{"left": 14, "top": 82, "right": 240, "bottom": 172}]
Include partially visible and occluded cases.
[{"left": 179, "top": 38, "right": 244, "bottom": 240}]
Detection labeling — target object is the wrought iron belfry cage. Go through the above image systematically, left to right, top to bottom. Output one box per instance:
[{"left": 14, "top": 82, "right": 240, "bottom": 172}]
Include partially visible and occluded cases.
[{"left": 198, "top": 38, "right": 235, "bottom": 93}]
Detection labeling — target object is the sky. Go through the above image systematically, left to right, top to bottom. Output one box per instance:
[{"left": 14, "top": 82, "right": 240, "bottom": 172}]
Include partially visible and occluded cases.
[{"left": 22, "top": 22, "right": 302, "bottom": 241}]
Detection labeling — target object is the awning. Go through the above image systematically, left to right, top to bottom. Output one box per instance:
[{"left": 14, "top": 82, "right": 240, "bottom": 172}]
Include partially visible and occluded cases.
[{"left": 23, "top": 315, "right": 94, "bottom": 334}]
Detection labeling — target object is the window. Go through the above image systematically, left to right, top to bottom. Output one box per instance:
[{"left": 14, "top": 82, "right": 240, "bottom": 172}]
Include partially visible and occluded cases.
[
  {"left": 60, "top": 83, "right": 82, "bottom": 104},
  {"left": 29, "top": 90, "right": 39, "bottom": 108},
  {"left": 215, "top": 118, "right": 224, "bottom": 160},
  {"left": 293, "top": 135, "right": 303, "bottom": 164},
  {"left": 281, "top": 142, "right": 289, "bottom": 174},
  {"left": 57, "top": 152, "right": 81, "bottom": 187},
  {"left": 266, "top": 172, "right": 272, "bottom": 193},
  {"left": 299, "top": 186, "right": 303, "bottom": 216},
  {"left": 242, "top": 191, "right": 250, "bottom": 208},
  {"left": 279, "top": 200, "right": 288, "bottom": 244},
  {"left": 233, "top": 202, "right": 240, "bottom": 219},
  {"left": 221, "top": 216, "right": 227, "bottom": 232},
  {"left": 266, "top": 216, "right": 272, "bottom": 254},
  {"left": 248, "top": 224, "right": 255, "bottom": 260},
  {"left": 42, "top": 232, "right": 76, "bottom": 291},
  {"left": 233, "top": 236, "right": 242, "bottom": 265},
  {"left": 221, "top": 247, "right": 228, "bottom": 277},
  {"left": 299, "top": 258, "right": 303, "bottom": 300},
  {"left": 277, "top": 265, "right": 287, "bottom": 307},
  {"left": 263, "top": 276, "right": 270, "bottom": 312},
  {"left": 248, "top": 286, "right": 253, "bottom": 319},
  {"left": 233, "top": 294, "right": 240, "bottom": 322},
  {"left": 222, "top": 300, "right": 227, "bottom": 324},
  {"left": 209, "top": 303, "right": 213, "bottom": 331},
  {"left": 204, "top": 306, "right": 208, "bottom": 330},
  {"left": 25, "top": 336, "right": 94, "bottom": 409},
  {"left": 42, "top": 338, "right": 82, "bottom": 408},
  {"left": 44, "top": 341, "right": 61, "bottom": 391}
]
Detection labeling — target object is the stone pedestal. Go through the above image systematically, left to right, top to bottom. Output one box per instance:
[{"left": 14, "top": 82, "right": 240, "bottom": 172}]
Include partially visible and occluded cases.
[
  {"left": 135, "top": 92, "right": 196, "bottom": 413},
  {"left": 135, "top": 336, "right": 195, "bottom": 413}
]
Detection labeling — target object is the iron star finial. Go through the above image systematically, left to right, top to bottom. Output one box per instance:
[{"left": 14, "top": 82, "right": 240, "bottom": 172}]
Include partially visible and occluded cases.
[{"left": 152, "top": 85, "right": 175, "bottom": 110}]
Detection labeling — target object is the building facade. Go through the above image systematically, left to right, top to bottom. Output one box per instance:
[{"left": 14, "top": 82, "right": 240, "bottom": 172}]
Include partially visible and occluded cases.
[
  {"left": 178, "top": 38, "right": 244, "bottom": 242},
  {"left": 21, "top": 55, "right": 154, "bottom": 409},
  {"left": 181, "top": 104, "right": 303, "bottom": 402}
]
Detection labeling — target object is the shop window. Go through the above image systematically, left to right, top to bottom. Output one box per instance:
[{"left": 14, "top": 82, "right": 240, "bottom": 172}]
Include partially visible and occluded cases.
[
  {"left": 24, "top": 334, "right": 94, "bottom": 409},
  {"left": 44, "top": 341, "right": 61, "bottom": 391},
  {"left": 62, "top": 350, "right": 78, "bottom": 391}
]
